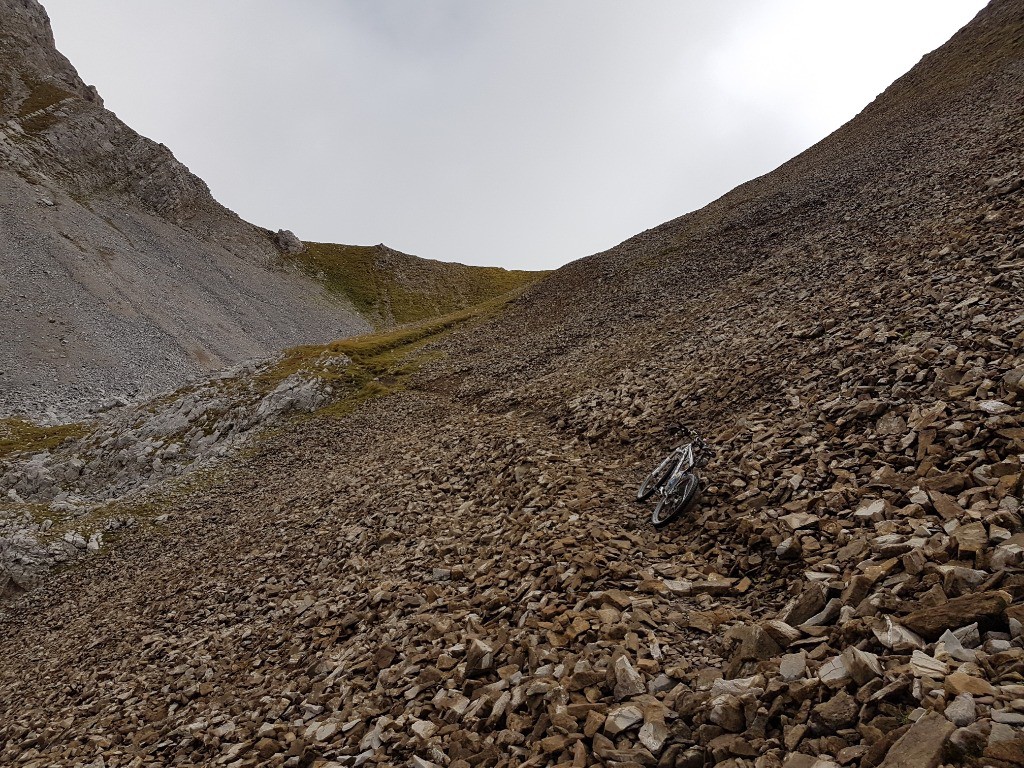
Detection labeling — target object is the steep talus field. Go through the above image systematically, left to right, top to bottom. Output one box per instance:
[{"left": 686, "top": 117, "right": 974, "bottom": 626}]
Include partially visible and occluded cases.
[{"left": 0, "top": 2, "right": 1023, "bottom": 768}]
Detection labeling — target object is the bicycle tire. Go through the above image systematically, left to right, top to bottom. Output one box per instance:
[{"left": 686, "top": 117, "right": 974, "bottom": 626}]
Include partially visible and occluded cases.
[
  {"left": 637, "top": 452, "right": 677, "bottom": 502},
  {"left": 651, "top": 474, "right": 700, "bottom": 528}
]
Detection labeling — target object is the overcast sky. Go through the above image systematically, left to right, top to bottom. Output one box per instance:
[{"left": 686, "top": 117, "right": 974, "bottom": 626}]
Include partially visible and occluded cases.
[{"left": 44, "top": 1, "right": 986, "bottom": 270}]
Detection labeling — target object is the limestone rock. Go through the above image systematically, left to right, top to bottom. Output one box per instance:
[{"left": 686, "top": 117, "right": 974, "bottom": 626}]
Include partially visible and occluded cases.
[
  {"left": 466, "top": 639, "right": 494, "bottom": 672},
  {"left": 613, "top": 655, "right": 646, "bottom": 699},
  {"left": 943, "top": 693, "right": 975, "bottom": 727},
  {"left": 605, "top": 704, "right": 643, "bottom": 735}
]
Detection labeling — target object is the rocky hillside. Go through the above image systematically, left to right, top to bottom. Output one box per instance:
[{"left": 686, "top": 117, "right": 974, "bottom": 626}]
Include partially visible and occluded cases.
[
  {"left": 0, "top": 0, "right": 538, "bottom": 421},
  {"left": 0, "top": 2, "right": 1023, "bottom": 768},
  {"left": 0, "top": 306, "right": 489, "bottom": 589}
]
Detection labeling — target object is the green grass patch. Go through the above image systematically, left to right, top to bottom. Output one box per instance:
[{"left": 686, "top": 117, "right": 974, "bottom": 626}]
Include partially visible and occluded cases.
[
  {"left": 17, "top": 78, "right": 75, "bottom": 133},
  {"left": 18, "top": 79, "right": 73, "bottom": 115},
  {"left": 293, "top": 242, "right": 545, "bottom": 327},
  {"left": 256, "top": 294, "right": 509, "bottom": 417},
  {"left": 0, "top": 418, "right": 89, "bottom": 460}
]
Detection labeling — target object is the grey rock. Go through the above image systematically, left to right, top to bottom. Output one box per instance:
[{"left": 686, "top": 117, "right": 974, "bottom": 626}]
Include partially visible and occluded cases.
[
  {"left": 273, "top": 229, "right": 305, "bottom": 255},
  {"left": 779, "top": 652, "right": 806, "bottom": 681},
  {"left": 613, "top": 655, "right": 646, "bottom": 699},
  {"left": 943, "top": 693, "right": 975, "bottom": 727},
  {"left": 991, "top": 710, "right": 1024, "bottom": 725}
]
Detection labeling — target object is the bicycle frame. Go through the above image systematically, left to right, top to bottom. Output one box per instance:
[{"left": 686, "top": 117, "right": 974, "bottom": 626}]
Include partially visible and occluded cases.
[{"left": 662, "top": 443, "right": 695, "bottom": 495}]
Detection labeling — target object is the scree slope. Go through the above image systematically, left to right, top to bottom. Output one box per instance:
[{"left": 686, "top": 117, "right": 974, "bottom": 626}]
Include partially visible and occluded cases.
[{"left": 1, "top": 1, "right": 1023, "bottom": 767}]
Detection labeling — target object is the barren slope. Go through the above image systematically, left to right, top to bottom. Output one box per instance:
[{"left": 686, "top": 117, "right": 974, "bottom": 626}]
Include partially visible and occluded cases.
[{"left": 1, "top": 2, "right": 1023, "bottom": 768}]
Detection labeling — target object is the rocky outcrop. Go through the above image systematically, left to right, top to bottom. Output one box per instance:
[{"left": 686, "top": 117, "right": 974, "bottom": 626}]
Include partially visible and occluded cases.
[
  {"left": 2, "top": 0, "right": 246, "bottom": 235},
  {"left": 273, "top": 229, "right": 305, "bottom": 256},
  {"left": 0, "top": 352, "right": 347, "bottom": 587}
]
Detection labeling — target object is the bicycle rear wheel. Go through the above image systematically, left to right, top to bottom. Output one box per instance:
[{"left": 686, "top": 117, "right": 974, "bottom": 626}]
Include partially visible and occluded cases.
[
  {"left": 637, "top": 452, "right": 677, "bottom": 502},
  {"left": 651, "top": 474, "right": 700, "bottom": 528}
]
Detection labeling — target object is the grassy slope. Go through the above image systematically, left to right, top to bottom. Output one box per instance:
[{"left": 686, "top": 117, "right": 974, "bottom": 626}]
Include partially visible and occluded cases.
[
  {"left": 11, "top": 78, "right": 74, "bottom": 132},
  {"left": 0, "top": 212, "right": 538, "bottom": 450},
  {"left": 293, "top": 242, "right": 546, "bottom": 327},
  {"left": 258, "top": 294, "right": 513, "bottom": 418},
  {"left": 0, "top": 419, "right": 88, "bottom": 461}
]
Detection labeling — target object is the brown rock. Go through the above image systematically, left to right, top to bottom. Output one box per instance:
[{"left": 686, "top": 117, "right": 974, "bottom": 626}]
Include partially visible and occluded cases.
[
  {"left": 929, "top": 491, "right": 965, "bottom": 521},
  {"left": 952, "top": 522, "right": 987, "bottom": 556},
  {"left": 690, "top": 574, "right": 737, "bottom": 596},
  {"left": 841, "top": 574, "right": 874, "bottom": 606},
  {"left": 778, "top": 583, "right": 827, "bottom": 626},
  {"left": 601, "top": 589, "right": 634, "bottom": 610},
  {"left": 901, "top": 591, "right": 1012, "bottom": 640},
  {"left": 1006, "top": 603, "right": 1024, "bottom": 626},
  {"left": 688, "top": 608, "right": 734, "bottom": 633},
  {"left": 762, "top": 619, "right": 804, "bottom": 648},
  {"left": 728, "top": 623, "right": 783, "bottom": 661},
  {"left": 944, "top": 671, "right": 996, "bottom": 696},
  {"left": 812, "top": 689, "right": 858, "bottom": 732},
  {"left": 708, "top": 694, "right": 745, "bottom": 733},
  {"left": 877, "top": 711, "right": 954, "bottom": 768},
  {"left": 943, "top": 722, "right": 989, "bottom": 761},
  {"left": 708, "top": 733, "right": 758, "bottom": 759},
  {"left": 540, "top": 734, "right": 568, "bottom": 753},
  {"left": 255, "top": 737, "right": 280, "bottom": 759},
  {"left": 984, "top": 738, "right": 1024, "bottom": 766},
  {"left": 837, "top": 745, "right": 869, "bottom": 765}
]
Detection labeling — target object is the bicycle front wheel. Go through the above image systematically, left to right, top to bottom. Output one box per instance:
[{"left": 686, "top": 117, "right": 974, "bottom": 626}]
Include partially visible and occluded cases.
[
  {"left": 637, "top": 452, "right": 677, "bottom": 502},
  {"left": 651, "top": 474, "right": 700, "bottom": 528}
]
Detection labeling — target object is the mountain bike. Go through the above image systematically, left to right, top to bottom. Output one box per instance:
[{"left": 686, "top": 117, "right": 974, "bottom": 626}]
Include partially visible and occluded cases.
[{"left": 637, "top": 429, "right": 709, "bottom": 528}]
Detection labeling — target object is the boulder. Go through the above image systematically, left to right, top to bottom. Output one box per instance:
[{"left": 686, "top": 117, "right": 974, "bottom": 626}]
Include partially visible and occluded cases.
[
  {"left": 272, "top": 229, "right": 304, "bottom": 255},
  {"left": 901, "top": 591, "right": 1012, "bottom": 640},
  {"left": 877, "top": 711, "right": 955, "bottom": 768}
]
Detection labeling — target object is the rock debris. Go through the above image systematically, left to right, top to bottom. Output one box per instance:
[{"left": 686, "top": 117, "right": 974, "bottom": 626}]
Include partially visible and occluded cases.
[{"left": 1, "top": 0, "right": 1024, "bottom": 767}]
